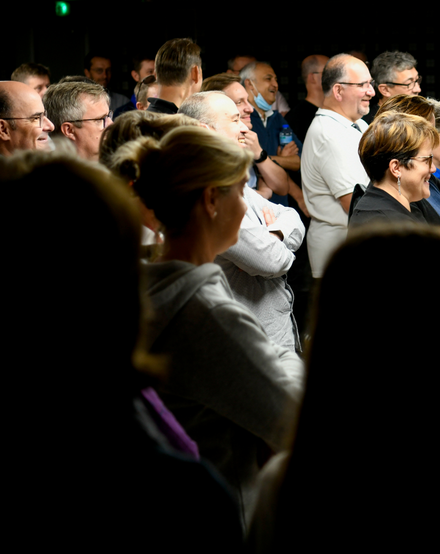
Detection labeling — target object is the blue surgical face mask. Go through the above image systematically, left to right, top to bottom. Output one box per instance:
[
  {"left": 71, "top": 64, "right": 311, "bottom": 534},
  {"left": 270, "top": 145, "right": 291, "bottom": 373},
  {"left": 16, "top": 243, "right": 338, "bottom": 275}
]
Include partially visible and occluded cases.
[{"left": 251, "top": 81, "right": 274, "bottom": 112}]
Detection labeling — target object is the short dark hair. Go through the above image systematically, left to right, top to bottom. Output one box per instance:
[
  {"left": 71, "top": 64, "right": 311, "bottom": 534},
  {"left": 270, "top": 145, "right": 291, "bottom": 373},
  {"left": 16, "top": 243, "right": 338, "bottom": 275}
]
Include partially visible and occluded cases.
[
  {"left": 155, "top": 38, "right": 201, "bottom": 86},
  {"left": 84, "top": 53, "right": 111, "bottom": 71},
  {"left": 321, "top": 54, "right": 348, "bottom": 96},
  {"left": 132, "top": 55, "right": 156, "bottom": 73},
  {"left": 11, "top": 62, "right": 51, "bottom": 82},
  {"left": 201, "top": 73, "right": 241, "bottom": 92}
]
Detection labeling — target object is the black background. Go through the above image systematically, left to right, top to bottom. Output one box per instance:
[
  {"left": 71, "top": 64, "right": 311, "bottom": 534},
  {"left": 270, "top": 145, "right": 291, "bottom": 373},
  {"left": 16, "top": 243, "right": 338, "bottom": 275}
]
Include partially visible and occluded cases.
[{"left": 2, "top": 1, "right": 439, "bottom": 106}]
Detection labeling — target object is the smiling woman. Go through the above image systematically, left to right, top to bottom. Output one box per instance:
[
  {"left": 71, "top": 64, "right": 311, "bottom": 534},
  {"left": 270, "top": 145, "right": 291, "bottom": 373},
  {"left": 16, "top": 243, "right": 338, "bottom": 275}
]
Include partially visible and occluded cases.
[{"left": 349, "top": 111, "right": 439, "bottom": 228}]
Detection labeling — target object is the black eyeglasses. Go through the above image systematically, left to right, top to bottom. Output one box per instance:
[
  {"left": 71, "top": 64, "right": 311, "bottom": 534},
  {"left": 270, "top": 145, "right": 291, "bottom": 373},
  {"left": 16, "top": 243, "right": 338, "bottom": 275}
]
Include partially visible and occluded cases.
[
  {"left": 136, "top": 75, "right": 156, "bottom": 102},
  {"left": 385, "top": 76, "right": 422, "bottom": 91},
  {"left": 338, "top": 80, "right": 375, "bottom": 91},
  {"left": 1, "top": 111, "right": 48, "bottom": 128},
  {"left": 66, "top": 111, "right": 113, "bottom": 129}
]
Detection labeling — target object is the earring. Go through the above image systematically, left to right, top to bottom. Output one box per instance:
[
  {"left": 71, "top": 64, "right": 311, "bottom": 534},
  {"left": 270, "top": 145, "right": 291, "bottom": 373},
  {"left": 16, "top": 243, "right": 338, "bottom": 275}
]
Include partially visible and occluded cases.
[
  {"left": 397, "top": 175, "right": 401, "bottom": 195},
  {"left": 213, "top": 211, "right": 217, "bottom": 218}
]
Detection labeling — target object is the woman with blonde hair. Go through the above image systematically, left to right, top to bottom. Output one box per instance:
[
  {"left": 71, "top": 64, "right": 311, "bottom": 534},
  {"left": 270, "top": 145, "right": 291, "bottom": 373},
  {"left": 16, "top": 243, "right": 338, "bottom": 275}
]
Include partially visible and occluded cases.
[
  {"left": 349, "top": 111, "right": 438, "bottom": 227},
  {"left": 133, "top": 126, "right": 305, "bottom": 527}
]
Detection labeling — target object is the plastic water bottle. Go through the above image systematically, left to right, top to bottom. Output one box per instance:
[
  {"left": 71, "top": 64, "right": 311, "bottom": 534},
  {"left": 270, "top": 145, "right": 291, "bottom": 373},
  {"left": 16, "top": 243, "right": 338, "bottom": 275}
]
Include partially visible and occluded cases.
[{"left": 279, "top": 124, "right": 293, "bottom": 147}]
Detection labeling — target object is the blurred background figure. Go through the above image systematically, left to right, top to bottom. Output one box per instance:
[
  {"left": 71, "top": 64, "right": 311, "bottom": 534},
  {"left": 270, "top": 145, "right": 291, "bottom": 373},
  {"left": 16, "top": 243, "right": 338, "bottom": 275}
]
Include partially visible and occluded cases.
[
  {"left": 84, "top": 52, "right": 130, "bottom": 111},
  {"left": 11, "top": 62, "right": 51, "bottom": 98},
  {"left": 0, "top": 147, "right": 245, "bottom": 552},
  {"left": 248, "top": 222, "right": 440, "bottom": 553}
]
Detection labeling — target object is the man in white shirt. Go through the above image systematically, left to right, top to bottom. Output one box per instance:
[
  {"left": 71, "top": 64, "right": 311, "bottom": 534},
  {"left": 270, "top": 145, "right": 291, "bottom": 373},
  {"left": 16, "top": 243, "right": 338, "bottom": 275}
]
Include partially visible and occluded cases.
[{"left": 301, "top": 53, "right": 374, "bottom": 278}]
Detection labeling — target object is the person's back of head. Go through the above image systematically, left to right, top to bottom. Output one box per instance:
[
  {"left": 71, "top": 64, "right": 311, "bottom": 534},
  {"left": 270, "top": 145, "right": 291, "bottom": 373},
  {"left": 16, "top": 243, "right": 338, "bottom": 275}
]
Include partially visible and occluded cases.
[
  {"left": 155, "top": 38, "right": 201, "bottom": 86},
  {"left": 99, "top": 110, "right": 200, "bottom": 173},
  {"left": 263, "top": 222, "right": 440, "bottom": 551}
]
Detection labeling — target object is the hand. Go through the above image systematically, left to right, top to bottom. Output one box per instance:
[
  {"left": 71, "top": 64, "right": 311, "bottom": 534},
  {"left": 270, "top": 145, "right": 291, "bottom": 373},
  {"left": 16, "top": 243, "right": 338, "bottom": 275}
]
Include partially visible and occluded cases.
[
  {"left": 243, "top": 129, "right": 262, "bottom": 159},
  {"left": 277, "top": 141, "right": 299, "bottom": 157},
  {"left": 262, "top": 206, "right": 277, "bottom": 226},
  {"left": 262, "top": 207, "right": 283, "bottom": 240}
]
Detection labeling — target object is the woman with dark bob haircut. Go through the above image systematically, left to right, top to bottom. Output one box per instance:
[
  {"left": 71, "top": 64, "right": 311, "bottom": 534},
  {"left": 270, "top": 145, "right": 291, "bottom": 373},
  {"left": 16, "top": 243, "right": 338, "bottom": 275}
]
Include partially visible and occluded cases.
[{"left": 349, "top": 111, "right": 438, "bottom": 228}]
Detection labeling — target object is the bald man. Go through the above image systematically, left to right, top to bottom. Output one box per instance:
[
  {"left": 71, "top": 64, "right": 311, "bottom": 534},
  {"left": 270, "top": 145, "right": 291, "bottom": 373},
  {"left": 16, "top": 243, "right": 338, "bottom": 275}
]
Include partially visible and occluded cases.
[{"left": 0, "top": 81, "right": 54, "bottom": 156}]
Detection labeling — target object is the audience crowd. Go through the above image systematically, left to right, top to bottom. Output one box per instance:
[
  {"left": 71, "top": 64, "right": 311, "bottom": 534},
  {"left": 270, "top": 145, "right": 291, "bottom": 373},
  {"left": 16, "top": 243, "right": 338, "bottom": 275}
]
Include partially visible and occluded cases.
[{"left": 2, "top": 40, "right": 439, "bottom": 549}]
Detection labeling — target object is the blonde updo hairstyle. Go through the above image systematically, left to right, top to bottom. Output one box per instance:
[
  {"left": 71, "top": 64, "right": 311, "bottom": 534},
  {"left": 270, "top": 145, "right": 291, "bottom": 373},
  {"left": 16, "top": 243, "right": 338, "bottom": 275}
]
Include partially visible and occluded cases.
[{"left": 130, "top": 126, "right": 253, "bottom": 235}]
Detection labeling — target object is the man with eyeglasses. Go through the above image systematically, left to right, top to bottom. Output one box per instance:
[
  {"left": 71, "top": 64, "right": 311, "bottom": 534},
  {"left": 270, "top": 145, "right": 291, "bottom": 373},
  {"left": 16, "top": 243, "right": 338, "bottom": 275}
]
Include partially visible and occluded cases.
[
  {"left": 365, "top": 51, "right": 421, "bottom": 124},
  {"left": 301, "top": 53, "right": 374, "bottom": 279},
  {"left": 0, "top": 81, "right": 54, "bottom": 156},
  {"left": 44, "top": 81, "right": 112, "bottom": 161}
]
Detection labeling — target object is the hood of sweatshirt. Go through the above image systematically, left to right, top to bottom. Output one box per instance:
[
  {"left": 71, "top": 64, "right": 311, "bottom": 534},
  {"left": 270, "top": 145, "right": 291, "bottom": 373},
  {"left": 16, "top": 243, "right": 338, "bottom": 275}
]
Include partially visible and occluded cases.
[{"left": 140, "top": 260, "right": 231, "bottom": 349}]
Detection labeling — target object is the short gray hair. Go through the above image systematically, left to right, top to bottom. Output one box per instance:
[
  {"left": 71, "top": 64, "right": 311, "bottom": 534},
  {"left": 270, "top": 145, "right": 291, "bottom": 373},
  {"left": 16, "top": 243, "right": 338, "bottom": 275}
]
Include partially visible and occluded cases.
[
  {"left": 371, "top": 51, "right": 417, "bottom": 97},
  {"left": 239, "top": 61, "right": 272, "bottom": 86},
  {"left": 43, "top": 81, "right": 109, "bottom": 135},
  {"left": 178, "top": 91, "right": 227, "bottom": 129}
]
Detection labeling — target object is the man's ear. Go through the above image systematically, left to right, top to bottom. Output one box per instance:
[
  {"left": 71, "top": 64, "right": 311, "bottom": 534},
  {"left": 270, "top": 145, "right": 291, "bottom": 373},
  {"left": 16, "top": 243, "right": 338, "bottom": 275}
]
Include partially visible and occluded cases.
[
  {"left": 84, "top": 69, "right": 91, "bottom": 79},
  {"left": 131, "top": 70, "right": 140, "bottom": 83},
  {"left": 244, "top": 78, "right": 254, "bottom": 93},
  {"left": 333, "top": 83, "right": 344, "bottom": 102},
  {"left": 378, "top": 83, "right": 392, "bottom": 98},
  {"left": 0, "top": 119, "right": 11, "bottom": 142},
  {"left": 60, "top": 122, "right": 76, "bottom": 141},
  {"left": 202, "top": 185, "right": 219, "bottom": 220}
]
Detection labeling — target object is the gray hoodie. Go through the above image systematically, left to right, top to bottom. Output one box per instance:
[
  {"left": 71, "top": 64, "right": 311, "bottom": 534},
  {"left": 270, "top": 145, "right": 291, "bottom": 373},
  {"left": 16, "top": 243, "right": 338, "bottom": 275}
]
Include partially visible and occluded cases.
[{"left": 141, "top": 259, "right": 304, "bottom": 526}]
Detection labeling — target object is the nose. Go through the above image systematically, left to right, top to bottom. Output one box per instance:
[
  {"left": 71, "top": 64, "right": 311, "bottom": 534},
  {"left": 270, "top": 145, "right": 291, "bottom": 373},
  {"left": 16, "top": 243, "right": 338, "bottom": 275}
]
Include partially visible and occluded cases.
[
  {"left": 413, "top": 81, "right": 421, "bottom": 95},
  {"left": 244, "top": 100, "right": 253, "bottom": 114},
  {"left": 43, "top": 115, "right": 55, "bottom": 133},
  {"left": 239, "top": 120, "right": 248, "bottom": 133}
]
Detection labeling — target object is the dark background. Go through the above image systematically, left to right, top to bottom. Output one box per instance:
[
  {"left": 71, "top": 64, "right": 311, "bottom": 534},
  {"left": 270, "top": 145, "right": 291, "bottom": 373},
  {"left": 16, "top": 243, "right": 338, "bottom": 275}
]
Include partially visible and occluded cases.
[{"left": 2, "top": 1, "right": 439, "bottom": 106}]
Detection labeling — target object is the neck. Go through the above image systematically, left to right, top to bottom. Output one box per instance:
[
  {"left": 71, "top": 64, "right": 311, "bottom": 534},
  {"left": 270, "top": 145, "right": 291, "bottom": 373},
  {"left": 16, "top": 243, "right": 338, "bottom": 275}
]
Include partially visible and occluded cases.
[
  {"left": 156, "top": 84, "right": 192, "bottom": 109},
  {"left": 305, "top": 89, "right": 325, "bottom": 108},
  {"left": 374, "top": 178, "right": 411, "bottom": 211},
  {"left": 157, "top": 227, "right": 216, "bottom": 266}
]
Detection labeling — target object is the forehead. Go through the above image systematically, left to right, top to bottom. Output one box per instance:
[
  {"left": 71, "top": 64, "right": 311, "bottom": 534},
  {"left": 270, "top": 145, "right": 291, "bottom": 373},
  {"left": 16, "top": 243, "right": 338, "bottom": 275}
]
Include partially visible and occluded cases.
[
  {"left": 90, "top": 57, "right": 111, "bottom": 69},
  {"left": 140, "top": 59, "right": 155, "bottom": 73},
  {"left": 346, "top": 60, "right": 371, "bottom": 82},
  {"left": 255, "top": 64, "right": 276, "bottom": 79},
  {"left": 393, "top": 67, "right": 418, "bottom": 83},
  {"left": 26, "top": 75, "right": 50, "bottom": 87},
  {"left": 223, "top": 82, "right": 248, "bottom": 102},
  {"left": 11, "top": 87, "right": 44, "bottom": 115},
  {"left": 209, "top": 93, "right": 239, "bottom": 119},
  {"left": 80, "top": 94, "right": 109, "bottom": 115}
]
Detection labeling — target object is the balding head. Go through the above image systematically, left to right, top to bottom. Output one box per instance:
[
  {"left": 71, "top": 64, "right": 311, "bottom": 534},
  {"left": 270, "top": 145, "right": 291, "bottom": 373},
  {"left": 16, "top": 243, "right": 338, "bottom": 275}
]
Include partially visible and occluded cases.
[
  {"left": 321, "top": 55, "right": 375, "bottom": 122},
  {"left": 0, "top": 81, "right": 54, "bottom": 156},
  {"left": 178, "top": 91, "right": 248, "bottom": 145}
]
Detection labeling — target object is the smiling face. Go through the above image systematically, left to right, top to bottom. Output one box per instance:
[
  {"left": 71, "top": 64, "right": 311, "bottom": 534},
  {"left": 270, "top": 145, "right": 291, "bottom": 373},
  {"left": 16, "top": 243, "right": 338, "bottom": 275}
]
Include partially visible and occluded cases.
[
  {"left": 339, "top": 59, "right": 375, "bottom": 122},
  {"left": 250, "top": 64, "right": 278, "bottom": 105},
  {"left": 223, "top": 82, "right": 254, "bottom": 129},
  {"left": 2, "top": 83, "right": 54, "bottom": 153},
  {"left": 207, "top": 93, "right": 249, "bottom": 146},
  {"left": 400, "top": 139, "right": 436, "bottom": 203}
]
